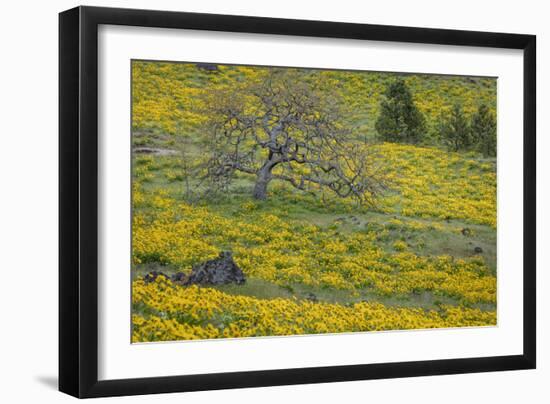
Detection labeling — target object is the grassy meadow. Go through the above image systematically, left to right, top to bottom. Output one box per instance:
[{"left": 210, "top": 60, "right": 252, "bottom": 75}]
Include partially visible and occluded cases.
[{"left": 131, "top": 61, "right": 497, "bottom": 342}]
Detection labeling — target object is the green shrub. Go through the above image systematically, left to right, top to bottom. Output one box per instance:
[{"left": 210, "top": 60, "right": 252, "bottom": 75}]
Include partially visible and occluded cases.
[
  {"left": 375, "top": 78, "right": 426, "bottom": 144},
  {"left": 439, "top": 103, "right": 472, "bottom": 152},
  {"left": 471, "top": 104, "right": 497, "bottom": 157}
]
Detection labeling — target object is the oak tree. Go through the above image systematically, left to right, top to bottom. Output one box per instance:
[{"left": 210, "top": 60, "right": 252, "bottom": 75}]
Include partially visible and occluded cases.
[{"left": 202, "top": 69, "right": 387, "bottom": 205}]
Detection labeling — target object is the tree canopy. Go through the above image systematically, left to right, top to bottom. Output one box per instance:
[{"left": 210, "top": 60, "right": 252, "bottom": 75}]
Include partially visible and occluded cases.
[
  {"left": 375, "top": 78, "right": 426, "bottom": 144},
  {"left": 439, "top": 103, "right": 472, "bottom": 152},
  {"left": 472, "top": 104, "right": 497, "bottom": 157}
]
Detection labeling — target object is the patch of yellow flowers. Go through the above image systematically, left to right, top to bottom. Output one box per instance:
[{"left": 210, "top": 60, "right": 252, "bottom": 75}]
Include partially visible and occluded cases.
[
  {"left": 132, "top": 61, "right": 496, "bottom": 138},
  {"left": 132, "top": 62, "right": 497, "bottom": 227},
  {"left": 251, "top": 143, "right": 496, "bottom": 227},
  {"left": 373, "top": 143, "right": 496, "bottom": 227},
  {"left": 133, "top": 187, "right": 496, "bottom": 304},
  {"left": 132, "top": 276, "right": 496, "bottom": 342}
]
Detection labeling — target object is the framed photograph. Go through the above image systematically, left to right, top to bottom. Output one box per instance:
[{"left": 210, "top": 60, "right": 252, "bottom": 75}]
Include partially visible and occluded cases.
[{"left": 59, "top": 6, "right": 536, "bottom": 398}]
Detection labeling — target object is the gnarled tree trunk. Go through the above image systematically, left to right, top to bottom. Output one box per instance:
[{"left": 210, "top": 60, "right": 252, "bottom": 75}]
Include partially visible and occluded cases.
[{"left": 253, "top": 165, "right": 273, "bottom": 200}]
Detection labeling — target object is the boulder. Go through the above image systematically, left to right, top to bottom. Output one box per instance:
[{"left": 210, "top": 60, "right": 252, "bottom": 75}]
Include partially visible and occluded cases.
[
  {"left": 183, "top": 251, "right": 246, "bottom": 286},
  {"left": 305, "top": 292, "right": 318, "bottom": 303}
]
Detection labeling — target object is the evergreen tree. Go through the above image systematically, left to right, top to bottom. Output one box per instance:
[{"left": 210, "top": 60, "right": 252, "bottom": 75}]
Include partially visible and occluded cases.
[
  {"left": 375, "top": 78, "right": 426, "bottom": 143},
  {"left": 439, "top": 103, "right": 472, "bottom": 152},
  {"left": 471, "top": 104, "right": 497, "bottom": 157}
]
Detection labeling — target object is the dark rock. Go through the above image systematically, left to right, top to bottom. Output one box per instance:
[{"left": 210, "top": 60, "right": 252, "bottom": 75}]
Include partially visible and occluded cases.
[
  {"left": 196, "top": 63, "right": 219, "bottom": 72},
  {"left": 461, "top": 228, "right": 472, "bottom": 236},
  {"left": 474, "top": 246, "right": 483, "bottom": 254},
  {"left": 184, "top": 251, "right": 245, "bottom": 286},
  {"left": 143, "top": 271, "right": 169, "bottom": 283},
  {"left": 305, "top": 292, "right": 318, "bottom": 302}
]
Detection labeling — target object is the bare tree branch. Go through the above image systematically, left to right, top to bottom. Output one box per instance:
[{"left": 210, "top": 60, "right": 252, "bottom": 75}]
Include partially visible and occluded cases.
[{"left": 200, "top": 69, "right": 389, "bottom": 205}]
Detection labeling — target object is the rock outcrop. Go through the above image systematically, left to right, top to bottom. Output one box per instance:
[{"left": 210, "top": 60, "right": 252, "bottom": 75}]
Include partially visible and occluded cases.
[
  {"left": 183, "top": 251, "right": 246, "bottom": 286},
  {"left": 142, "top": 252, "right": 246, "bottom": 287}
]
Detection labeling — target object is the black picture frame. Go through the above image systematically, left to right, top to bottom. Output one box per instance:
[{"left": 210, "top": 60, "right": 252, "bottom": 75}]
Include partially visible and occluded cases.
[{"left": 59, "top": 5, "right": 536, "bottom": 398}]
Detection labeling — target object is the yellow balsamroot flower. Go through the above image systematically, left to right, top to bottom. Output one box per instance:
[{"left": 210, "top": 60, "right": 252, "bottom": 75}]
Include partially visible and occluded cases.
[{"left": 132, "top": 279, "right": 496, "bottom": 342}]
